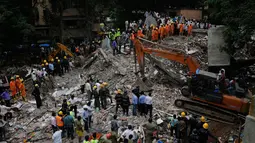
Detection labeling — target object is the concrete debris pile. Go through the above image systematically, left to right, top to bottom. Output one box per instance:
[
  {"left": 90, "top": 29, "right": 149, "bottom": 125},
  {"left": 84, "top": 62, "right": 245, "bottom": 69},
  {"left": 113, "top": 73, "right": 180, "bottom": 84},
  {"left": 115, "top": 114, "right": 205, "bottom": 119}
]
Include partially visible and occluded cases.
[{"left": 3, "top": 34, "right": 212, "bottom": 142}]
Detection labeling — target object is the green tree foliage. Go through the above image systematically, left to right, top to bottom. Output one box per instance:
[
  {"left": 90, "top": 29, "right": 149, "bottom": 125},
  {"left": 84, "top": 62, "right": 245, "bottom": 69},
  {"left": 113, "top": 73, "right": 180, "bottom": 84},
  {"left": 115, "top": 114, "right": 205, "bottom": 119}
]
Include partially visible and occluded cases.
[
  {"left": 0, "top": 0, "right": 34, "bottom": 51},
  {"left": 208, "top": 0, "right": 255, "bottom": 55}
]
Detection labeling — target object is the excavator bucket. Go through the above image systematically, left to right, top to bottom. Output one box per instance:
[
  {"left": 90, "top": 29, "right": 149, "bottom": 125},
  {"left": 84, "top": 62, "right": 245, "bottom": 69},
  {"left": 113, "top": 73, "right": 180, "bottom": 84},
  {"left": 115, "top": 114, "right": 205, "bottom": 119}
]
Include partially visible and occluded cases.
[{"left": 133, "top": 76, "right": 153, "bottom": 92}]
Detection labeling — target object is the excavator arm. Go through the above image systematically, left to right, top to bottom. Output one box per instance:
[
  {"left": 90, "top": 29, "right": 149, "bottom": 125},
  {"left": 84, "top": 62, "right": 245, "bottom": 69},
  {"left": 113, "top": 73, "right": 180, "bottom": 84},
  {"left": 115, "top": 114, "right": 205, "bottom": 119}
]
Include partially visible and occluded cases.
[
  {"left": 133, "top": 38, "right": 200, "bottom": 76},
  {"left": 48, "top": 43, "right": 74, "bottom": 61}
]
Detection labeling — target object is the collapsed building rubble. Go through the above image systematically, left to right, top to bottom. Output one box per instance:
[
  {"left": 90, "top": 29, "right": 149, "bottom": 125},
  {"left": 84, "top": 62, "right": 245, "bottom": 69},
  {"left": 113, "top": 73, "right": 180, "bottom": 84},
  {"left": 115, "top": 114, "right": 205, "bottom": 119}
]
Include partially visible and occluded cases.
[{"left": 1, "top": 33, "right": 240, "bottom": 142}]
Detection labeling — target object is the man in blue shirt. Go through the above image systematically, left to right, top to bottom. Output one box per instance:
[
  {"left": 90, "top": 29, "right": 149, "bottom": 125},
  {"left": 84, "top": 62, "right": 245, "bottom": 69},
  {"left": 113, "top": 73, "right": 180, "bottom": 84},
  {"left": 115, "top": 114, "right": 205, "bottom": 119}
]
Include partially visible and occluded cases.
[
  {"left": 1, "top": 89, "right": 11, "bottom": 107},
  {"left": 139, "top": 91, "right": 146, "bottom": 116},
  {"left": 132, "top": 93, "right": 138, "bottom": 116},
  {"left": 82, "top": 107, "right": 89, "bottom": 132},
  {"left": 63, "top": 112, "right": 74, "bottom": 139}
]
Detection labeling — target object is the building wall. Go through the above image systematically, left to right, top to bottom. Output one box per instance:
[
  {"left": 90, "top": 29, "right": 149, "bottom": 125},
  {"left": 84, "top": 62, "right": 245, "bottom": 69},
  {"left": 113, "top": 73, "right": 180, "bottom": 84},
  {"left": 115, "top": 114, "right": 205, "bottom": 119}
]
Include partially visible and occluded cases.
[
  {"left": 33, "top": 0, "right": 52, "bottom": 26},
  {"left": 177, "top": 9, "right": 202, "bottom": 20}
]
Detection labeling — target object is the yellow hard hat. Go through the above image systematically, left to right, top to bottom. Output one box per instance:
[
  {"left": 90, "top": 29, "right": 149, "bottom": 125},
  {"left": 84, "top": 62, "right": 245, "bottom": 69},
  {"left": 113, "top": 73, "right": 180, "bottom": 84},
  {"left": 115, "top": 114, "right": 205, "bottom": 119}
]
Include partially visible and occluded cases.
[
  {"left": 117, "top": 28, "right": 120, "bottom": 30},
  {"left": 64, "top": 56, "right": 67, "bottom": 59},
  {"left": 56, "top": 57, "right": 59, "bottom": 59},
  {"left": 51, "top": 59, "right": 54, "bottom": 62},
  {"left": 43, "top": 60, "right": 47, "bottom": 63},
  {"left": 58, "top": 60, "right": 60, "bottom": 62},
  {"left": 45, "top": 63, "right": 48, "bottom": 66},
  {"left": 41, "top": 64, "right": 44, "bottom": 66},
  {"left": 16, "top": 75, "right": 20, "bottom": 78},
  {"left": 11, "top": 77, "right": 14, "bottom": 80},
  {"left": 20, "top": 78, "right": 24, "bottom": 82},
  {"left": 103, "top": 82, "right": 108, "bottom": 86},
  {"left": 35, "top": 84, "right": 39, "bottom": 87},
  {"left": 93, "top": 86, "right": 97, "bottom": 90},
  {"left": 117, "top": 89, "right": 122, "bottom": 94},
  {"left": 58, "top": 111, "right": 63, "bottom": 116},
  {"left": 181, "top": 112, "right": 186, "bottom": 117},
  {"left": 200, "top": 116, "right": 205, "bottom": 122},
  {"left": 203, "top": 123, "right": 209, "bottom": 129}
]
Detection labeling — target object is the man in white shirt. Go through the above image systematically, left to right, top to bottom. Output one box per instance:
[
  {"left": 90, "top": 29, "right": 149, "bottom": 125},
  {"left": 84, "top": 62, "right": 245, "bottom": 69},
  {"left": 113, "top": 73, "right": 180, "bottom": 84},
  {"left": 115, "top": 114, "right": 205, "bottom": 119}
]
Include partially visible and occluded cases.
[
  {"left": 85, "top": 80, "right": 92, "bottom": 100},
  {"left": 145, "top": 93, "right": 153, "bottom": 118},
  {"left": 51, "top": 112, "right": 57, "bottom": 133},
  {"left": 122, "top": 125, "right": 135, "bottom": 140},
  {"left": 52, "top": 129, "right": 62, "bottom": 143}
]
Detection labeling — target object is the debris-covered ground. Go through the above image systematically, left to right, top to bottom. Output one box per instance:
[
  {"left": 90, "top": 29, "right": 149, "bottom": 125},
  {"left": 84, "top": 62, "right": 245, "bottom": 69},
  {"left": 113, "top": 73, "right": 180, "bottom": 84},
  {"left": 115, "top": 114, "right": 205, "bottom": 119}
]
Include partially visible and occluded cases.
[{"left": 3, "top": 33, "right": 240, "bottom": 143}]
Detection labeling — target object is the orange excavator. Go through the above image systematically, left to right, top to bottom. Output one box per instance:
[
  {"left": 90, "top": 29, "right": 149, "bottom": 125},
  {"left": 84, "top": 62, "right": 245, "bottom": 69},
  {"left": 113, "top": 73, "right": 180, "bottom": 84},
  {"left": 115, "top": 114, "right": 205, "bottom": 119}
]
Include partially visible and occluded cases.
[
  {"left": 133, "top": 37, "right": 249, "bottom": 123},
  {"left": 48, "top": 43, "right": 74, "bottom": 61}
]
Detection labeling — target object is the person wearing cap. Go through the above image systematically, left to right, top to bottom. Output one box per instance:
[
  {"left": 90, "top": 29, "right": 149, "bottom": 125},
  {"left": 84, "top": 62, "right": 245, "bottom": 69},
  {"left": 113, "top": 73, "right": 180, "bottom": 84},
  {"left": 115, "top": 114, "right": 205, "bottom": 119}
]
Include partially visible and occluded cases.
[
  {"left": 62, "top": 56, "right": 69, "bottom": 73},
  {"left": 55, "top": 59, "right": 62, "bottom": 76},
  {"left": 15, "top": 75, "right": 21, "bottom": 94},
  {"left": 9, "top": 77, "right": 17, "bottom": 99},
  {"left": 19, "top": 78, "right": 27, "bottom": 101},
  {"left": 103, "top": 82, "right": 112, "bottom": 104},
  {"left": 32, "top": 84, "right": 42, "bottom": 108},
  {"left": 99, "top": 84, "right": 107, "bottom": 109},
  {"left": 93, "top": 85, "right": 100, "bottom": 110},
  {"left": 115, "top": 89, "right": 123, "bottom": 114},
  {"left": 82, "top": 106, "right": 89, "bottom": 132},
  {"left": 56, "top": 111, "right": 65, "bottom": 137},
  {"left": 177, "top": 112, "right": 187, "bottom": 143},
  {"left": 196, "top": 116, "right": 206, "bottom": 130},
  {"left": 198, "top": 123, "right": 218, "bottom": 143}
]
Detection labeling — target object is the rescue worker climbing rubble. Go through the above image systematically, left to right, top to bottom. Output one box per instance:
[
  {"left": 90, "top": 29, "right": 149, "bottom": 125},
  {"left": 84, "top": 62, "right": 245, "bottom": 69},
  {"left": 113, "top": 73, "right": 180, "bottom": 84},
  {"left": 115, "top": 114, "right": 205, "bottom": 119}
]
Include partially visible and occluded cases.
[
  {"left": 9, "top": 77, "right": 16, "bottom": 100},
  {"left": 19, "top": 78, "right": 27, "bottom": 101}
]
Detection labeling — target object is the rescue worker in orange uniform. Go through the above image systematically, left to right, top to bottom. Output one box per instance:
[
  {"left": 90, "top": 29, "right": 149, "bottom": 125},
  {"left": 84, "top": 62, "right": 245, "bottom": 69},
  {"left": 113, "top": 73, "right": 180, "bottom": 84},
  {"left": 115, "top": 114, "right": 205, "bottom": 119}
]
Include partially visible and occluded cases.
[
  {"left": 171, "top": 23, "right": 175, "bottom": 35},
  {"left": 179, "top": 23, "right": 184, "bottom": 35},
  {"left": 188, "top": 23, "right": 193, "bottom": 36},
  {"left": 166, "top": 24, "right": 170, "bottom": 37},
  {"left": 159, "top": 25, "right": 164, "bottom": 40},
  {"left": 163, "top": 25, "right": 168, "bottom": 38},
  {"left": 155, "top": 27, "right": 159, "bottom": 41},
  {"left": 137, "top": 28, "right": 145, "bottom": 38},
  {"left": 151, "top": 28, "right": 156, "bottom": 42},
  {"left": 15, "top": 75, "right": 21, "bottom": 93},
  {"left": 10, "top": 77, "right": 17, "bottom": 99},
  {"left": 19, "top": 78, "right": 27, "bottom": 101},
  {"left": 56, "top": 111, "right": 65, "bottom": 137}
]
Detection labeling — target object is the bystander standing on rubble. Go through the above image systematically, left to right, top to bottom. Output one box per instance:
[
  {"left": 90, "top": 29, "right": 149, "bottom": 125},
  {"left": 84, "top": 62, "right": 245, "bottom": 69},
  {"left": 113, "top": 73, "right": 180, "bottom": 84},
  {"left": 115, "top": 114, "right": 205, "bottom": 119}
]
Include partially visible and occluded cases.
[
  {"left": 62, "top": 56, "right": 69, "bottom": 73},
  {"left": 80, "top": 74, "right": 85, "bottom": 94},
  {"left": 86, "top": 79, "right": 92, "bottom": 100},
  {"left": 32, "top": 84, "right": 42, "bottom": 108},
  {"left": 99, "top": 84, "right": 107, "bottom": 109},
  {"left": 1, "top": 89, "right": 11, "bottom": 107},
  {"left": 115, "top": 89, "right": 123, "bottom": 114},
  {"left": 122, "top": 91, "right": 130, "bottom": 116},
  {"left": 132, "top": 91, "right": 138, "bottom": 116},
  {"left": 139, "top": 91, "right": 146, "bottom": 116},
  {"left": 145, "top": 92, "right": 153, "bottom": 118},
  {"left": 68, "top": 95, "right": 77, "bottom": 118},
  {"left": 61, "top": 99, "right": 68, "bottom": 115},
  {"left": 85, "top": 102, "right": 93, "bottom": 128},
  {"left": 82, "top": 106, "right": 89, "bottom": 132},
  {"left": 64, "top": 111, "right": 75, "bottom": 140},
  {"left": 51, "top": 112, "right": 57, "bottom": 133},
  {"left": 170, "top": 114, "right": 178, "bottom": 137},
  {"left": 189, "top": 114, "right": 198, "bottom": 136},
  {"left": 111, "top": 115, "right": 119, "bottom": 133},
  {"left": 75, "top": 116, "right": 84, "bottom": 142},
  {"left": 143, "top": 118, "right": 157, "bottom": 143},
  {"left": 52, "top": 128, "right": 62, "bottom": 143}
]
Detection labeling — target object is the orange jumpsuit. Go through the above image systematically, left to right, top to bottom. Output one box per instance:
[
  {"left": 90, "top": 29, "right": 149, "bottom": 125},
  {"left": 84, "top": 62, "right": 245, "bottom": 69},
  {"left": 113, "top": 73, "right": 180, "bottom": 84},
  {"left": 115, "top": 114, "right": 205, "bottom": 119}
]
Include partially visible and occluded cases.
[
  {"left": 171, "top": 24, "right": 175, "bottom": 35},
  {"left": 179, "top": 24, "right": 184, "bottom": 35},
  {"left": 188, "top": 24, "right": 193, "bottom": 36},
  {"left": 166, "top": 25, "right": 170, "bottom": 36},
  {"left": 159, "top": 26, "right": 164, "bottom": 39},
  {"left": 163, "top": 26, "right": 167, "bottom": 37},
  {"left": 151, "top": 29, "right": 155, "bottom": 41},
  {"left": 155, "top": 29, "right": 159, "bottom": 41},
  {"left": 137, "top": 30, "right": 144, "bottom": 37},
  {"left": 15, "top": 79, "right": 21, "bottom": 92},
  {"left": 10, "top": 81, "right": 17, "bottom": 96},
  {"left": 19, "top": 83, "right": 26, "bottom": 98}
]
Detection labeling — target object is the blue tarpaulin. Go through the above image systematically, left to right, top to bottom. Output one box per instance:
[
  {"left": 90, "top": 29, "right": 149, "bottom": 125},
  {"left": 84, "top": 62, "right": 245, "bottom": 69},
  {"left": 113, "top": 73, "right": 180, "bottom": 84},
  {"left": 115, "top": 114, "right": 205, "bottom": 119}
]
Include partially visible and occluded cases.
[{"left": 39, "top": 44, "right": 50, "bottom": 47}]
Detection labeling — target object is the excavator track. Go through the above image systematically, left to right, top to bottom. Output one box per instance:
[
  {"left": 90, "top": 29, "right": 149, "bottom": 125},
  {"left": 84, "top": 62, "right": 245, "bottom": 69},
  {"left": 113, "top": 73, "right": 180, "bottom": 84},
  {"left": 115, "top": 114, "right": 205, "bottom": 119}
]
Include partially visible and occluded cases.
[{"left": 174, "top": 98, "right": 245, "bottom": 124}]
